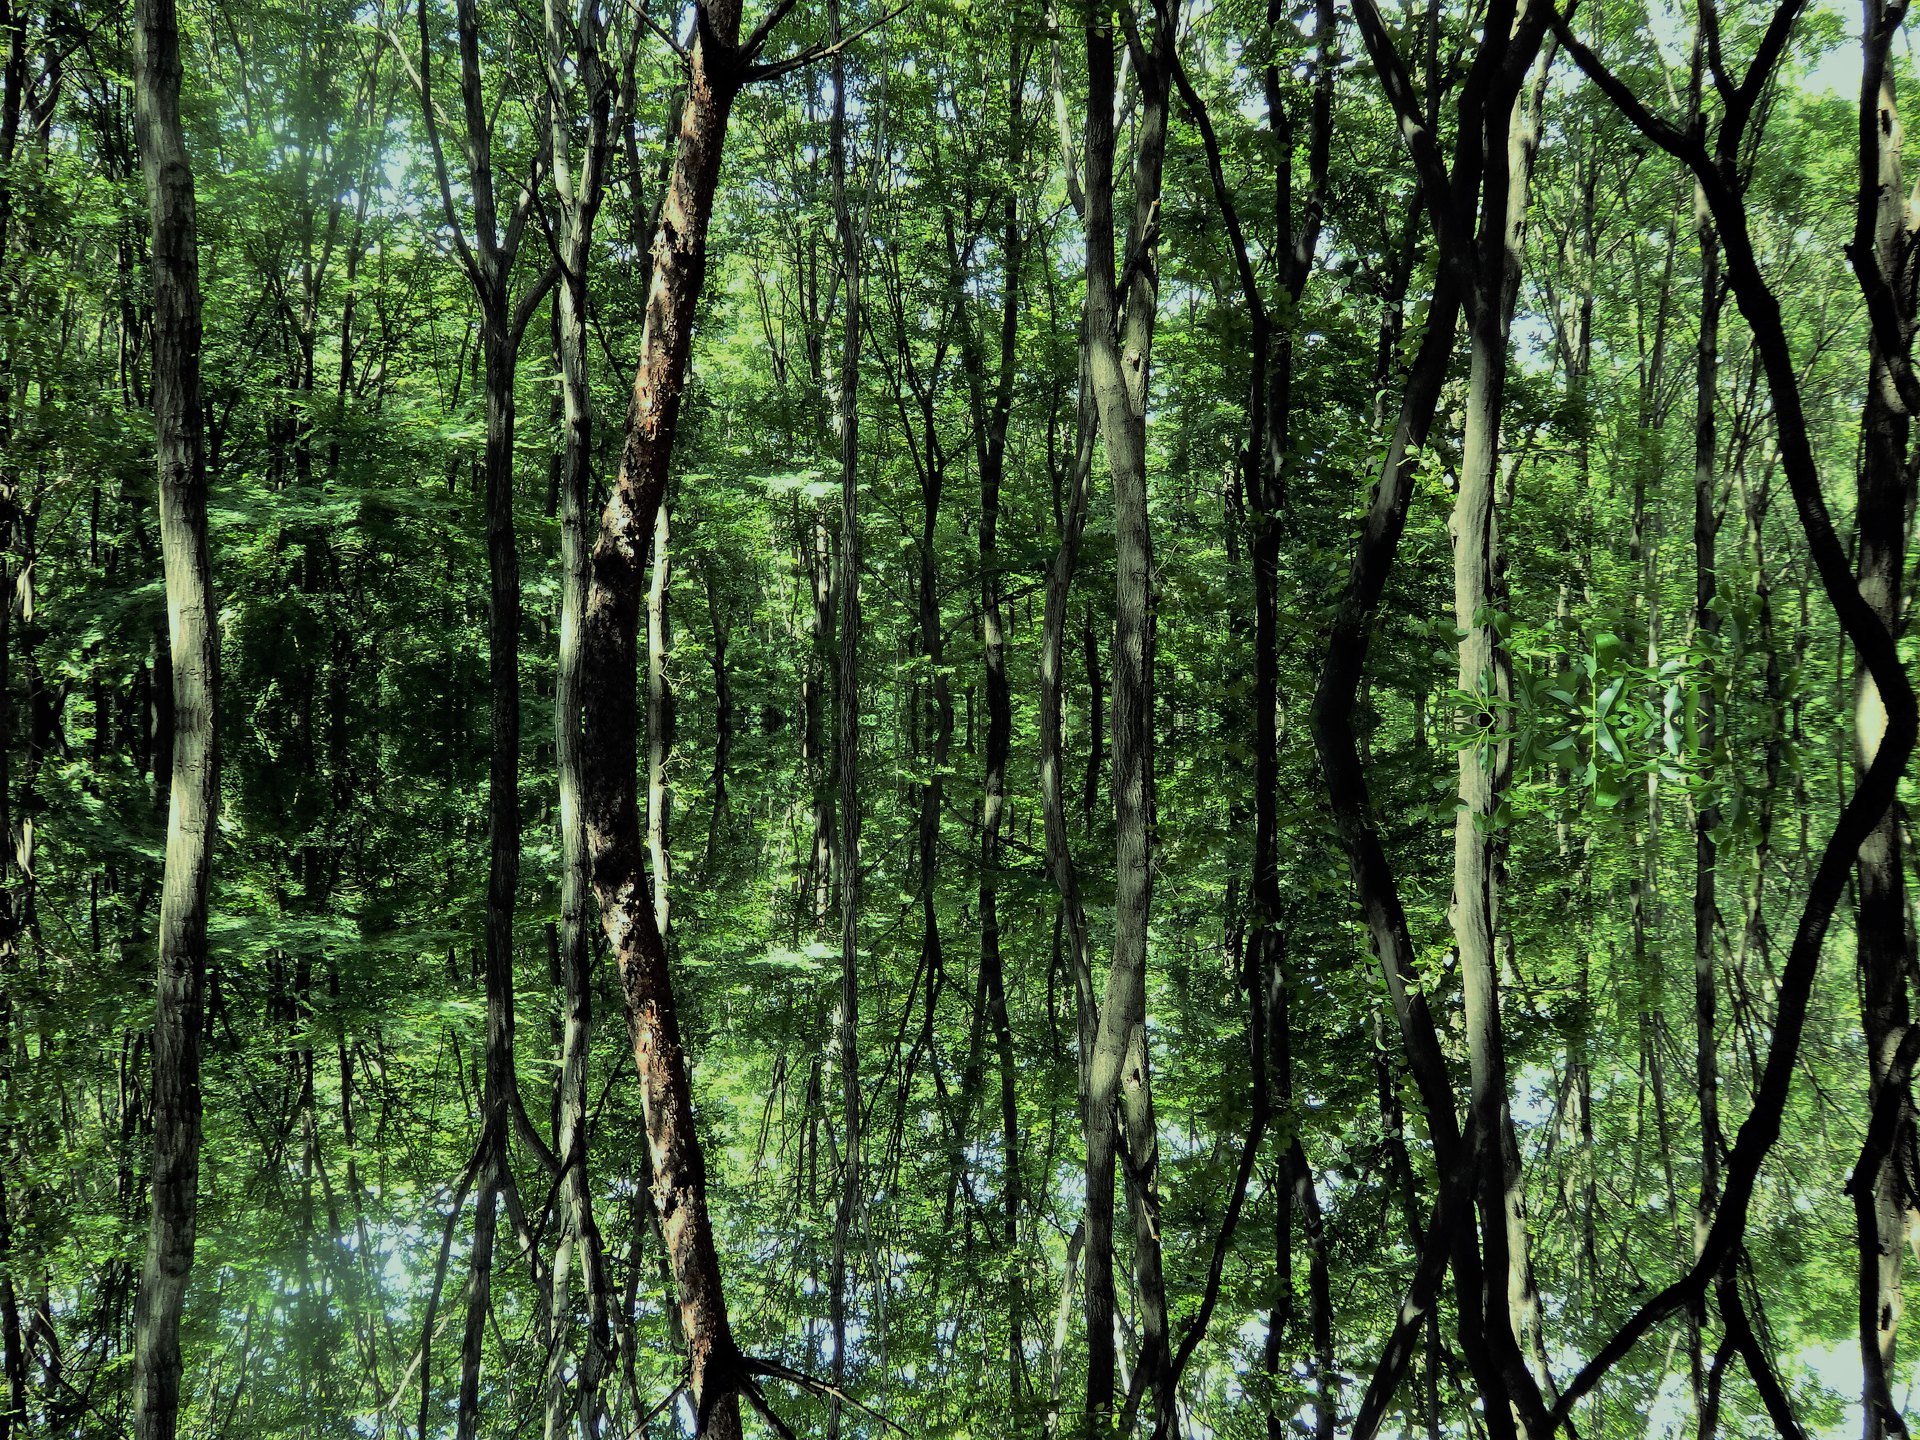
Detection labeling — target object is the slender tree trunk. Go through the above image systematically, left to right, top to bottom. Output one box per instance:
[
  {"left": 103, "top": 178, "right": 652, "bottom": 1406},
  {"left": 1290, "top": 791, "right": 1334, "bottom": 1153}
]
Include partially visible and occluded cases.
[
  {"left": 130, "top": 0, "right": 218, "bottom": 1434},
  {"left": 411, "top": 0, "right": 559, "bottom": 1419},
  {"left": 545, "top": 6, "right": 614, "bottom": 1430},
  {"left": 579, "top": 6, "right": 756, "bottom": 1430},
  {"left": 1335, "top": 6, "right": 1554, "bottom": 1432},
  {"left": 826, "top": 7, "right": 861, "bottom": 1430},
  {"left": 1167, "top": 7, "right": 1337, "bottom": 1423},
  {"left": 1079, "top": 9, "right": 1175, "bottom": 1433},
  {"left": 956, "top": 43, "right": 1028, "bottom": 1395},
  {"left": 1451, "top": 52, "right": 1547, "bottom": 1412},
  {"left": 456, "top": 299, "right": 525, "bottom": 1440},
  {"left": 647, "top": 502, "right": 672, "bottom": 934}
]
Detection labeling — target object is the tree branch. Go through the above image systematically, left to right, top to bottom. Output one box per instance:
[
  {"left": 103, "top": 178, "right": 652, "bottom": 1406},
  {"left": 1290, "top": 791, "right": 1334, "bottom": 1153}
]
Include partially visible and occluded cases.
[{"left": 743, "top": 1, "right": 911, "bottom": 85}]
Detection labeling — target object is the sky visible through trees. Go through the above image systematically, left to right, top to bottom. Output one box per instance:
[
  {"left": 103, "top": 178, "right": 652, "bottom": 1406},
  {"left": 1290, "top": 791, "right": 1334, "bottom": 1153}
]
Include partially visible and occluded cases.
[{"left": 6, "top": 0, "right": 1920, "bottom": 1438}]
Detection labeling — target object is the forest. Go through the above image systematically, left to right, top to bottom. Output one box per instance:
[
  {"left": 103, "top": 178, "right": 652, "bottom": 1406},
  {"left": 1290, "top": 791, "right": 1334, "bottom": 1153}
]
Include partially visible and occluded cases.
[{"left": 4, "top": 0, "right": 1920, "bottom": 1436}]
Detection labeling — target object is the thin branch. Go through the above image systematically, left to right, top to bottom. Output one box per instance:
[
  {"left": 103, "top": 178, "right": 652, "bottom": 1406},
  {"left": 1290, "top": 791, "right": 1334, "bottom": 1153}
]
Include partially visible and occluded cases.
[
  {"left": 621, "top": 0, "right": 689, "bottom": 63},
  {"left": 740, "top": 0, "right": 801, "bottom": 64},
  {"left": 1349, "top": 0, "right": 1464, "bottom": 260},
  {"left": 743, "top": 1, "right": 912, "bottom": 85},
  {"left": 1547, "top": 7, "right": 1698, "bottom": 163},
  {"left": 384, "top": 13, "right": 482, "bottom": 290},
  {"left": 1160, "top": 28, "right": 1264, "bottom": 330},
  {"left": 510, "top": 255, "right": 564, "bottom": 346},
  {"left": 748, "top": 1356, "right": 912, "bottom": 1437},
  {"left": 739, "top": 1380, "right": 801, "bottom": 1440}
]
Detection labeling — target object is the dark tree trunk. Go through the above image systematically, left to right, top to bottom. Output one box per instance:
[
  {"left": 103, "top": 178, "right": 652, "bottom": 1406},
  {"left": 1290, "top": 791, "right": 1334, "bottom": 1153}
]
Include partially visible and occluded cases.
[
  {"left": 578, "top": 5, "right": 762, "bottom": 1431},
  {"left": 1164, "top": 8, "right": 1336, "bottom": 1425},
  {"left": 1551, "top": 8, "right": 1920, "bottom": 1416},
  {"left": 1854, "top": 9, "right": 1917, "bottom": 1435},
  {"left": 956, "top": 38, "right": 1028, "bottom": 1395}
]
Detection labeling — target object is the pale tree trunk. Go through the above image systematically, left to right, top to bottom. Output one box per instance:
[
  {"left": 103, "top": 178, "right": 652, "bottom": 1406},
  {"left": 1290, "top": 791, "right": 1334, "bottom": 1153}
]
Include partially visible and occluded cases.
[
  {"left": 130, "top": 0, "right": 218, "bottom": 1435},
  {"left": 826, "top": 2, "right": 861, "bottom": 1430},
  {"left": 543, "top": 3, "right": 614, "bottom": 1432},
  {"left": 1340, "top": 4, "right": 1553, "bottom": 1432},
  {"left": 1079, "top": 8, "right": 1175, "bottom": 1433},
  {"left": 1450, "top": 46, "right": 1552, "bottom": 1402},
  {"left": 1450, "top": 107, "right": 1523, "bottom": 1436},
  {"left": 647, "top": 503, "right": 672, "bottom": 935}
]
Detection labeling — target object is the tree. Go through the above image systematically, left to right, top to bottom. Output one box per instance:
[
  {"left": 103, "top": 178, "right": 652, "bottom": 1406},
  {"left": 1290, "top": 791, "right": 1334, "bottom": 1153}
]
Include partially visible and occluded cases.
[
  {"left": 129, "top": 1, "right": 218, "bottom": 1436},
  {"left": 17, "top": 3, "right": 1920, "bottom": 1438}
]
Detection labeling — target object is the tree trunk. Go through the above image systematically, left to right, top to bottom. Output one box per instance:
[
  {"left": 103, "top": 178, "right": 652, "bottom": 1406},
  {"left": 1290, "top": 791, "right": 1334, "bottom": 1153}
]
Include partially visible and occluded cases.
[
  {"left": 130, "top": 0, "right": 218, "bottom": 1434},
  {"left": 410, "top": 0, "right": 558, "bottom": 1419},
  {"left": 545, "top": 5, "right": 614, "bottom": 1429},
  {"left": 1334, "top": 5, "right": 1553, "bottom": 1431},
  {"left": 579, "top": 6, "right": 754, "bottom": 1431},
  {"left": 827, "top": 6, "right": 862, "bottom": 1431},
  {"left": 1079, "top": 9, "right": 1175, "bottom": 1433},
  {"left": 1855, "top": 10, "right": 1916, "bottom": 1435},
  {"left": 1550, "top": 16, "right": 1920, "bottom": 1416},
  {"left": 957, "top": 41, "right": 1027, "bottom": 1395},
  {"left": 1450, "top": 51, "right": 1546, "bottom": 1416},
  {"left": 647, "top": 502, "right": 673, "bottom": 935}
]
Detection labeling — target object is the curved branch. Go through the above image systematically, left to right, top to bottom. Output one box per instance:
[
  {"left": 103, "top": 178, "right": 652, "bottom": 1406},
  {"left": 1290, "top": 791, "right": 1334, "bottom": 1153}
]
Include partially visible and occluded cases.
[
  {"left": 1547, "top": 5, "right": 1920, "bottom": 1421},
  {"left": 1351, "top": 1199, "right": 1453, "bottom": 1440}
]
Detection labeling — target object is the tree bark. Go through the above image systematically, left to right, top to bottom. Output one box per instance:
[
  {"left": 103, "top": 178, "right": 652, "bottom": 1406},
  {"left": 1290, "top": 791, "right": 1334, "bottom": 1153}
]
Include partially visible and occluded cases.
[
  {"left": 129, "top": 0, "right": 218, "bottom": 1434},
  {"left": 409, "top": 0, "right": 557, "bottom": 1419},
  {"left": 578, "top": 4, "right": 759, "bottom": 1432},
  {"left": 827, "top": 4, "right": 861, "bottom": 1430},
  {"left": 1333, "top": 4, "right": 1554, "bottom": 1431},
  {"left": 544, "top": 5, "right": 615, "bottom": 1431},
  {"left": 1550, "top": 7, "right": 1920, "bottom": 1414},
  {"left": 1079, "top": 8, "right": 1175, "bottom": 1433},
  {"left": 1855, "top": 9, "right": 1917, "bottom": 1436},
  {"left": 1450, "top": 41, "right": 1547, "bottom": 1415},
  {"left": 647, "top": 503, "right": 673, "bottom": 936}
]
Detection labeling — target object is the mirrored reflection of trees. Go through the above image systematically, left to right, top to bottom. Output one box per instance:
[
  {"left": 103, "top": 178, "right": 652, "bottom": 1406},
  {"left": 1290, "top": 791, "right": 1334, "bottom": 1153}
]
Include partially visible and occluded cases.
[{"left": 3, "top": 2, "right": 1920, "bottom": 1438}]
